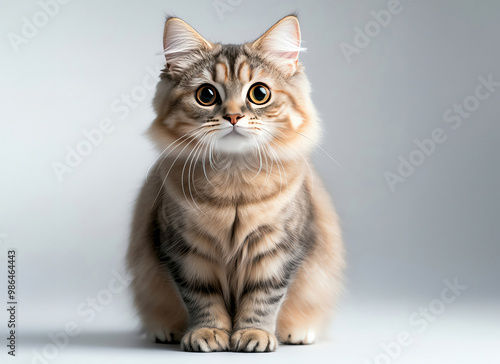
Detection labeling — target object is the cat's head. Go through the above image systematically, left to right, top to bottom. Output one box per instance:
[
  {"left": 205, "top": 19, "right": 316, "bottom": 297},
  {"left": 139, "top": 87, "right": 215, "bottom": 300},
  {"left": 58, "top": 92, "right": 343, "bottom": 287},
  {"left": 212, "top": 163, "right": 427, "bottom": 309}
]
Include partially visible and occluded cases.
[{"left": 149, "top": 15, "right": 319, "bottom": 165}]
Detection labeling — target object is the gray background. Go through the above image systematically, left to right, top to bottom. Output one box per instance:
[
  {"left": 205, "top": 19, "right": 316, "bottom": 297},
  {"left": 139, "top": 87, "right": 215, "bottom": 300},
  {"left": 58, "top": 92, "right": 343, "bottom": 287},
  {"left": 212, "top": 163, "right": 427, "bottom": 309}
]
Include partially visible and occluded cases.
[{"left": 1, "top": 0, "right": 499, "bottom": 363}]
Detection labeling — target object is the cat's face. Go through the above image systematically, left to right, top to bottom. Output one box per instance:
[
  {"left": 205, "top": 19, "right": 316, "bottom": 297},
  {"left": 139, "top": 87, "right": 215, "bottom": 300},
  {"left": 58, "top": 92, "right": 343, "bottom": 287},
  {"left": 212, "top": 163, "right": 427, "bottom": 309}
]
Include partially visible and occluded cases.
[{"left": 150, "top": 15, "right": 319, "bottom": 164}]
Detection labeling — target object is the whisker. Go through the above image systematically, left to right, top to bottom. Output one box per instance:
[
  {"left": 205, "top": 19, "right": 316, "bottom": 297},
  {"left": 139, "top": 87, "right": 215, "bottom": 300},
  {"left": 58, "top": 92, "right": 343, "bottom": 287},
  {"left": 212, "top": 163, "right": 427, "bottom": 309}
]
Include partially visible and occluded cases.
[
  {"left": 261, "top": 121, "right": 344, "bottom": 169},
  {"left": 146, "top": 126, "right": 206, "bottom": 181},
  {"left": 155, "top": 127, "right": 209, "bottom": 177},
  {"left": 259, "top": 128, "right": 315, "bottom": 191},
  {"left": 151, "top": 130, "right": 208, "bottom": 209},
  {"left": 181, "top": 132, "right": 210, "bottom": 215},
  {"left": 189, "top": 132, "right": 213, "bottom": 199},
  {"left": 208, "top": 133, "right": 216, "bottom": 171},
  {"left": 203, "top": 134, "right": 216, "bottom": 186},
  {"left": 249, "top": 135, "right": 263, "bottom": 181},
  {"left": 259, "top": 137, "right": 273, "bottom": 186},
  {"left": 266, "top": 139, "right": 289, "bottom": 194},
  {"left": 262, "top": 142, "right": 284, "bottom": 198}
]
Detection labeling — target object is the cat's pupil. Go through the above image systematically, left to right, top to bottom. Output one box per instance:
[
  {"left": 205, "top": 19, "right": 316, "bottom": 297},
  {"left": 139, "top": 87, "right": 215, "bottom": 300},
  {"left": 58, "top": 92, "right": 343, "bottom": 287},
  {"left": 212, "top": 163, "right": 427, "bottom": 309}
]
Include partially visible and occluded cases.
[
  {"left": 253, "top": 86, "right": 267, "bottom": 101},
  {"left": 200, "top": 87, "right": 215, "bottom": 103}
]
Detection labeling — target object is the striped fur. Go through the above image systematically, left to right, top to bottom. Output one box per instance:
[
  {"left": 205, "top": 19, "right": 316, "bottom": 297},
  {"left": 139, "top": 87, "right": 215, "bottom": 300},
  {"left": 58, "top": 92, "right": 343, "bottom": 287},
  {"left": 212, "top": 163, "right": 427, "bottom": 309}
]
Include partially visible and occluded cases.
[{"left": 127, "top": 15, "right": 344, "bottom": 352}]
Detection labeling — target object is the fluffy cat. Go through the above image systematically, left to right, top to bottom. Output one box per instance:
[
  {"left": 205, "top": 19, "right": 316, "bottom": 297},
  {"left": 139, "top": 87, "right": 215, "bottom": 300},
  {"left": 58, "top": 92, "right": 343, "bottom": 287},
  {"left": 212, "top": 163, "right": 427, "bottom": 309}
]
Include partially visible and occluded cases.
[{"left": 127, "top": 15, "right": 344, "bottom": 352}]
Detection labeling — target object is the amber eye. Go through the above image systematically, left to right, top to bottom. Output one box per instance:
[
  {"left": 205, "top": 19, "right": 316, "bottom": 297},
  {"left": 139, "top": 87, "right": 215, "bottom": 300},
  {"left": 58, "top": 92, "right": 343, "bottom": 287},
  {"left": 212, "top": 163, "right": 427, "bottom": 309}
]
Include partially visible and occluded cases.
[
  {"left": 248, "top": 83, "right": 271, "bottom": 105},
  {"left": 196, "top": 84, "right": 218, "bottom": 106}
]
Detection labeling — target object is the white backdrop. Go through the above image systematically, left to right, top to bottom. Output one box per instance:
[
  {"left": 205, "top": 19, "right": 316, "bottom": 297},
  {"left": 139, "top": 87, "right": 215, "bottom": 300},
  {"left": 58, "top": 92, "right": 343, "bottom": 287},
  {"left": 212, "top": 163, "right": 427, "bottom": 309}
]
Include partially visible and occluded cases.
[{"left": 1, "top": 0, "right": 499, "bottom": 363}]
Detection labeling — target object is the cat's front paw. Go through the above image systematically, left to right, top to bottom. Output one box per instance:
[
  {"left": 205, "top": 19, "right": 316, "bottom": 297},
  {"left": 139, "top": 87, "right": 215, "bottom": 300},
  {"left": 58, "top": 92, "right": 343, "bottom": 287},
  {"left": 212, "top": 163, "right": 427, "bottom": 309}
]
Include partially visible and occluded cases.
[
  {"left": 181, "top": 328, "right": 230, "bottom": 352},
  {"left": 231, "top": 328, "right": 278, "bottom": 352}
]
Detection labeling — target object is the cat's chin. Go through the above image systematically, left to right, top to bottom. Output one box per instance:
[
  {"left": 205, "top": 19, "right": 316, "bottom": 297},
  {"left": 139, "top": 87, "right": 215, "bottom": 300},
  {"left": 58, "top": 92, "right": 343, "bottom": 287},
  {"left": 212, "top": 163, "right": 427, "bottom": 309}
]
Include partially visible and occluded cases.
[{"left": 215, "top": 130, "right": 254, "bottom": 154}]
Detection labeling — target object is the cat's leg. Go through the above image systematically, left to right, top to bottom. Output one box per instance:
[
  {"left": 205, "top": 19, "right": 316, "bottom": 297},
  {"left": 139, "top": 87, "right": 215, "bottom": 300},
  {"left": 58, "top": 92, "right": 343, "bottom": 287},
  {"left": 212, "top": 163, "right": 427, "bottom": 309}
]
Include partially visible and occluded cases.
[
  {"left": 129, "top": 173, "right": 231, "bottom": 351},
  {"left": 127, "top": 176, "right": 188, "bottom": 343},
  {"left": 230, "top": 180, "right": 341, "bottom": 352},
  {"left": 277, "top": 182, "right": 345, "bottom": 345},
  {"left": 131, "top": 216, "right": 232, "bottom": 351},
  {"left": 160, "top": 231, "right": 232, "bottom": 352},
  {"left": 168, "top": 253, "right": 232, "bottom": 352},
  {"left": 231, "top": 253, "right": 340, "bottom": 350},
  {"left": 230, "top": 256, "right": 298, "bottom": 352},
  {"left": 276, "top": 256, "right": 341, "bottom": 344},
  {"left": 131, "top": 262, "right": 188, "bottom": 344},
  {"left": 230, "top": 284, "right": 283, "bottom": 352},
  {"left": 178, "top": 292, "right": 232, "bottom": 352}
]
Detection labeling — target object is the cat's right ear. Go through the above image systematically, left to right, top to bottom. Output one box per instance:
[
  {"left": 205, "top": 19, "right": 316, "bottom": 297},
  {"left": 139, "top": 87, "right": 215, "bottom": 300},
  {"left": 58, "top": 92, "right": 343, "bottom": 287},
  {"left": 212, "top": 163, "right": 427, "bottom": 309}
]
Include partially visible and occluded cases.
[
  {"left": 251, "top": 15, "right": 304, "bottom": 77},
  {"left": 162, "top": 17, "right": 213, "bottom": 77}
]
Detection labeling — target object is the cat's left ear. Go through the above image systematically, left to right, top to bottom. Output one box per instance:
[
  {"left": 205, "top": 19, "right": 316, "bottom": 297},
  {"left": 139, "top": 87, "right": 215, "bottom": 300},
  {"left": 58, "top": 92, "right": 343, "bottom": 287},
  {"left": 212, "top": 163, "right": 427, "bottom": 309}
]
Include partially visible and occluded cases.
[{"left": 251, "top": 15, "right": 304, "bottom": 77}]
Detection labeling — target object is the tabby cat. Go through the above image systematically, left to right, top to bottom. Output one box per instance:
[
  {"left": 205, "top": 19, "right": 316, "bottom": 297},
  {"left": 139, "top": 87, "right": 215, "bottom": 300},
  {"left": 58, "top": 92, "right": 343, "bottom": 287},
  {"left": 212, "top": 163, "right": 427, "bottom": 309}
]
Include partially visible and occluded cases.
[{"left": 127, "top": 15, "right": 344, "bottom": 352}]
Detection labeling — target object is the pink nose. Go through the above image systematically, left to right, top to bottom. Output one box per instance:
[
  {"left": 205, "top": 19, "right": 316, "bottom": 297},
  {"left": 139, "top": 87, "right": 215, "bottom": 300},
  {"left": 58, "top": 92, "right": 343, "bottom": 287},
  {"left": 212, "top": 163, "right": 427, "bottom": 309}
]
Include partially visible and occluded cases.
[{"left": 222, "top": 114, "right": 244, "bottom": 125}]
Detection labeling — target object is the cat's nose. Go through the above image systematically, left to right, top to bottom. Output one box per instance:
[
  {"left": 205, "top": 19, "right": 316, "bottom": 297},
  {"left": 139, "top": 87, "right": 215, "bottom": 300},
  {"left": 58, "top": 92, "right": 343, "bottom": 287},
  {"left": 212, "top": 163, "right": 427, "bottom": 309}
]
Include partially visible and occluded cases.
[{"left": 222, "top": 114, "right": 244, "bottom": 125}]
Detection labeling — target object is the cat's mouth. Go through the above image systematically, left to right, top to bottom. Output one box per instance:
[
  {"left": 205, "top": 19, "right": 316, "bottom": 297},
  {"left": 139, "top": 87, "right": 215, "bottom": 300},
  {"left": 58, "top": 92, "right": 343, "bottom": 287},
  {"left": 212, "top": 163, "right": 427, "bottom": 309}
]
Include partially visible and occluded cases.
[{"left": 221, "top": 127, "right": 247, "bottom": 138}]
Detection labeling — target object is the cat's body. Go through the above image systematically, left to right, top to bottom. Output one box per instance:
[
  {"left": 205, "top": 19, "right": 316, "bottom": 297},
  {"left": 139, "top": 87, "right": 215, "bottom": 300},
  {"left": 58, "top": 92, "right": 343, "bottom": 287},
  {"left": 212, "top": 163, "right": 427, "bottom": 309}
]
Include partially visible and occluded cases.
[{"left": 127, "top": 15, "right": 344, "bottom": 352}]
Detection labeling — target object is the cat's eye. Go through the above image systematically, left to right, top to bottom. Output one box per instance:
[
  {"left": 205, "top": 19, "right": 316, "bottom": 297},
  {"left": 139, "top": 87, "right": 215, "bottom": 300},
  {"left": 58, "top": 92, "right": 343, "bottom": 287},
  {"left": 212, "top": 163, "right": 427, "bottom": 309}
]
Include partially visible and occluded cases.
[
  {"left": 247, "top": 83, "right": 271, "bottom": 105},
  {"left": 196, "top": 84, "right": 218, "bottom": 106}
]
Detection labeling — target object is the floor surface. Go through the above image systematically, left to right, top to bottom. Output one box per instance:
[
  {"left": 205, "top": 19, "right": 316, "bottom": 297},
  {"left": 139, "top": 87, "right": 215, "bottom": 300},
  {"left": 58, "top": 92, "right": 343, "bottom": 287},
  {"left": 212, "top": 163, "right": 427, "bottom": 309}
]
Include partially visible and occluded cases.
[{"left": 7, "top": 301, "right": 499, "bottom": 364}]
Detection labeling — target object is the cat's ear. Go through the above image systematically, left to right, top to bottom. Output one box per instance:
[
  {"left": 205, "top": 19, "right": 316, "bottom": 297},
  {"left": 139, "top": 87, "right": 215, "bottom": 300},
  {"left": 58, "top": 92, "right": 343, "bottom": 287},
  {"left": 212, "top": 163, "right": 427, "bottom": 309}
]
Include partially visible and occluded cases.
[
  {"left": 251, "top": 15, "right": 304, "bottom": 77},
  {"left": 162, "top": 17, "right": 213, "bottom": 77}
]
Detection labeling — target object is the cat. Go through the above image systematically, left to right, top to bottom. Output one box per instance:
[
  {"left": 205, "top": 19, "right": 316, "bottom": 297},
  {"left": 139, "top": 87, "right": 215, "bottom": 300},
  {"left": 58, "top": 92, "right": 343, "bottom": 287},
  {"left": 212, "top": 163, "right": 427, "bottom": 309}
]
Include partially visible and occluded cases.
[{"left": 126, "top": 14, "right": 344, "bottom": 352}]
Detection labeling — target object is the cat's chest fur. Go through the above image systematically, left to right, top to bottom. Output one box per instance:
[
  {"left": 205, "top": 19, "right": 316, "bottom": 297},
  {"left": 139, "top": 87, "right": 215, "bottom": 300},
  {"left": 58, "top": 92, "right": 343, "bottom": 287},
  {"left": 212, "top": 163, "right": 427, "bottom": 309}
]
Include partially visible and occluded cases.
[
  {"left": 155, "top": 159, "right": 311, "bottom": 298},
  {"left": 160, "top": 160, "right": 306, "bottom": 258}
]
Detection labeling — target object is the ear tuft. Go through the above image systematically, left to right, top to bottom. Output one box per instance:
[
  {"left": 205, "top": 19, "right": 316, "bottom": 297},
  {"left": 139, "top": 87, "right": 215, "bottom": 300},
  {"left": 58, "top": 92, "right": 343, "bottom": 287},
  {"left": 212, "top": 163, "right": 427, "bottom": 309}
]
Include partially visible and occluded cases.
[
  {"left": 252, "top": 15, "right": 305, "bottom": 77},
  {"left": 162, "top": 17, "right": 213, "bottom": 77}
]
